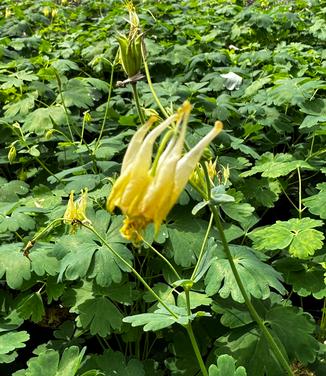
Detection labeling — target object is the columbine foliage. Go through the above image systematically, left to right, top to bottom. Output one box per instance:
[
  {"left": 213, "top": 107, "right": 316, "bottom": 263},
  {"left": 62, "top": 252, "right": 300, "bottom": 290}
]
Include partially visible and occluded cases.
[{"left": 0, "top": 0, "right": 325, "bottom": 375}]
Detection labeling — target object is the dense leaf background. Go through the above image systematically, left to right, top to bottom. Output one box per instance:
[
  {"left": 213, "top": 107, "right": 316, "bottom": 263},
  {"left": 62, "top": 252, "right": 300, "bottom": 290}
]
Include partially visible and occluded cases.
[{"left": 0, "top": 0, "right": 325, "bottom": 375}]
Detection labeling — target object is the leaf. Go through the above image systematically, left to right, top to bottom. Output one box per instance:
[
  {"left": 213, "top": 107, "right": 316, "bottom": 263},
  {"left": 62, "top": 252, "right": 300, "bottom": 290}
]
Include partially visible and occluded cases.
[
  {"left": 59, "top": 78, "right": 94, "bottom": 108},
  {"left": 266, "top": 78, "right": 326, "bottom": 106},
  {"left": 3, "top": 94, "right": 35, "bottom": 118},
  {"left": 23, "top": 106, "right": 66, "bottom": 135},
  {"left": 241, "top": 152, "right": 314, "bottom": 178},
  {"left": 0, "top": 180, "right": 29, "bottom": 202},
  {"left": 303, "top": 184, "right": 326, "bottom": 219},
  {"left": 220, "top": 190, "right": 255, "bottom": 224},
  {"left": 0, "top": 210, "right": 35, "bottom": 233},
  {"left": 168, "top": 214, "right": 212, "bottom": 267},
  {"left": 249, "top": 218, "right": 324, "bottom": 258},
  {"left": 56, "top": 233, "right": 98, "bottom": 281},
  {"left": 0, "top": 243, "right": 31, "bottom": 289},
  {"left": 29, "top": 243, "right": 60, "bottom": 277},
  {"left": 205, "top": 243, "right": 286, "bottom": 302},
  {"left": 177, "top": 291, "right": 212, "bottom": 309},
  {"left": 16, "top": 292, "right": 45, "bottom": 323},
  {"left": 76, "top": 297, "right": 123, "bottom": 337},
  {"left": 216, "top": 303, "right": 319, "bottom": 375},
  {"left": 123, "top": 305, "right": 198, "bottom": 332},
  {"left": 266, "top": 306, "right": 319, "bottom": 364},
  {"left": 0, "top": 331, "right": 29, "bottom": 364},
  {"left": 12, "top": 346, "right": 86, "bottom": 376},
  {"left": 81, "top": 350, "right": 144, "bottom": 376},
  {"left": 209, "top": 354, "right": 247, "bottom": 376}
]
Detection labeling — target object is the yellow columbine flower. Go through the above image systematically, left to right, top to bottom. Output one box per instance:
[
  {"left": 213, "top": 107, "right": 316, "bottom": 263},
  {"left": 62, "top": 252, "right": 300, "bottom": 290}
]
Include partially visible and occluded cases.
[
  {"left": 107, "top": 101, "right": 223, "bottom": 244},
  {"left": 64, "top": 189, "right": 91, "bottom": 232}
]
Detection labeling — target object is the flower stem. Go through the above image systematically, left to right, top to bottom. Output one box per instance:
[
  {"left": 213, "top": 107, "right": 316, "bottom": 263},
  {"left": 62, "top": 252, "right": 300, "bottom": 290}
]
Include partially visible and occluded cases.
[
  {"left": 141, "top": 42, "right": 169, "bottom": 118},
  {"left": 131, "top": 83, "right": 145, "bottom": 124},
  {"left": 199, "top": 161, "right": 293, "bottom": 375},
  {"left": 209, "top": 205, "right": 294, "bottom": 376},
  {"left": 191, "top": 213, "right": 213, "bottom": 281},
  {"left": 82, "top": 223, "right": 178, "bottom": 319},
  {"left": 140, "top": 235, "right": 181, "bottom": 280}
]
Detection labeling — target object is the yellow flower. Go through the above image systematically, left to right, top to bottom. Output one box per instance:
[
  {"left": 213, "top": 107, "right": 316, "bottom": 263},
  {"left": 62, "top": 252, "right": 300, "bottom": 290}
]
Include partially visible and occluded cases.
[
  {"left": 107, "top": 101, "right": 223, "bottom": 243},
  {"left": 64, "top": 189, "right": 90, "bottom": 232}
]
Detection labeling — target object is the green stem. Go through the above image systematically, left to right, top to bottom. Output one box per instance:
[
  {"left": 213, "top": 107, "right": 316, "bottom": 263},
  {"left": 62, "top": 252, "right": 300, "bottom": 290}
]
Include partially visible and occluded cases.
[
  {"left": 141, "top": 42, "right": 169, "bottom": 118},
  {"left": 95, "top": 55, "right": 118, "bottom": 151},
  {"left": 53, "top": 69, "right": 74, "bottom": 142},
  {"left": 131, "top": 83, "right": 145, "bottom": 124},
  {"left": 200, "top": 162, "right": 293, "bottom": 375},
  {"left": 297, "top": 167, "right": 302, "bottom": 219},
  {"left": 210, "top": 205, "right": 293, "bottom": 376},
  {"left": 191, "top": 213, "right": 213, "bottom": 281},
  {"left": 82, "top": 223, "right": 178, "bottom": 319},
  {"left": 140, "top": 235, "right": 181, "bottom": 280},
  {"left": 183, "top": 288, "right": 208, "bottom": 376},
  {"left": 186, "top": 324, "right": 208, "bottom": 376}
]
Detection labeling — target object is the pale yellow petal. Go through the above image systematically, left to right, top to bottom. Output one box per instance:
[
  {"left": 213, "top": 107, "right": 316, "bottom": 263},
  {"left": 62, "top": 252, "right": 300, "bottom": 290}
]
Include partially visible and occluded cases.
[
  {"left": 121, "top": 117, "right": 154, "bottom": 174},
  {"left": 174, "top": 121, "right": 223, "bottom": 195}
]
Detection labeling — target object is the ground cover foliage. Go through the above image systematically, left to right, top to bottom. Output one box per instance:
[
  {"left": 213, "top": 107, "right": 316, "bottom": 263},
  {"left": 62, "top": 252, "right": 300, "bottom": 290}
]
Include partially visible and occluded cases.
[{"left": 0, "top": 0, "right": 325, "bottom": 374}]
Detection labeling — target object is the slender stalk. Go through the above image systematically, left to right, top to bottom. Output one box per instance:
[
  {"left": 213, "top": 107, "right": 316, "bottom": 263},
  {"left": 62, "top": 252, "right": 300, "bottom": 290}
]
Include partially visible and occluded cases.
[
  {"left": 141, "top": 42, "right": 169, "bottom": 118},
  {"left": 95, "top": 55, "right": 118, "bottom": 151},
  {"left": 53, "top": 69, "right": 74, "bottom": 142},
  {"left": 131, "top": 83, "right": 145, "bottom": 124},
  {"left": 199, "top": 162, "right": 294, "bottom": 375},
  {"left": 297, "top": 167, "right": 302, "bottom": 219},
  {"left": 210, "top": 206, "right": 293, "bottom": 375},
  {"left": 190, "top": 213, "right": 213, "bottom": 281},
  {"left": 82, "top": 223, "right": 178, "bottom": 319},
  {"left": 140, "top": 235, "right": 181, "bottom": 280},
  {"left": 184, "top": 287, "right": 208, "bottom": 376},
  {"left": 185, "top": 324, "right": 208, "bottom": 376}
]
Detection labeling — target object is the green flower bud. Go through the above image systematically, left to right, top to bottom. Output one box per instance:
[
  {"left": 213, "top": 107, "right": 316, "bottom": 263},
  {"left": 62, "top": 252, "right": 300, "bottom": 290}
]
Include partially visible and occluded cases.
[
  {"left": 117, "top": 33, "right": 142, "bottom": 78},
  {"left": 8, "top": 146, "right": 16, "bottom": 164}
]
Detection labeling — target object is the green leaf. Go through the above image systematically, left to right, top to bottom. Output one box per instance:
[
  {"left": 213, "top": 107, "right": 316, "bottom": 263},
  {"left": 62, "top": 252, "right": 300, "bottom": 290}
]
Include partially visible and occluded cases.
[
  {"left": 59, "top": 78, "right": 94, "bottom": 108},
  {"left": 3, "top": 94, "right": 35, "bottom": 118},
  {"left": 23, "top": 106, "right": 66, "bottom": 135},
  {"left": 241, "top": 152, "right": 314, "bottom": 178},
  {"left": 0, "top": 180, "right": 29, "bottom": 202},
  {"left": 303, "top": 184, "right": 326, "bottom": 219},
  {"left": 220, "top": 190, "right": 255, "bottom": 224},
  {"left": 0, "top": 210, "right": 35, "bottom": 233},
  {"left": 168, "top": 215, "right": 212, "bottom": 267},
  {"left": 249, "top": 218, "right": 324, "bottom": 258},
  {"left": 0, "top": 243, "right": 31, "bottom": 289},
  {"left": 29, "top": 243, "right": 60, "bottom": 277},
  {"left": 205, "top": 243, "right": 286, "bottom": 302},
  {"left": 177, "top": 291, "right": 212, "bottom": 309},
  {"left": 17, "top": 292, "right": 45, "bottom": 323},
  {"left": 76, "top": 297, "right": 123, "bottom": 337},
  {"left": 216, "top": 304, "right": 319, "bottom": 375},
  {"left": 123, "top": 305, "right": 198, "bottom": 332},
  {"left": 266, "top": 306, "right": 319, "bottom": 364},
  {"left": 0, "top": 331, "right": 29, "bottom": 364},
  {"left": 12, "top": 346, "right": 86, "bottom": 376},
  {"left": 81, "top": 350, "right": 144, "bottom": 376},
  {"left": 209, "top": 354, "right": 247, "bottom": 376}
]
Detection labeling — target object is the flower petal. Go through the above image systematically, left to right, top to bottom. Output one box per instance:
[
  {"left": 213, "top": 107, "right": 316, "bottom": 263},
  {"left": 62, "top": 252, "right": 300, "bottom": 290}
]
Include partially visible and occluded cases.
[{"left": 174, "top": 121, "right": 223, "bottom": 195}]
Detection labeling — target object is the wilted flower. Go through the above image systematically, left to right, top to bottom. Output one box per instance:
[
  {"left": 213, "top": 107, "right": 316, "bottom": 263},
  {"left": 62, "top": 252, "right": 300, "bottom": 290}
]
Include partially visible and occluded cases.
[{"left": 107, "top": 101, "right": 223, "bottom": 243}]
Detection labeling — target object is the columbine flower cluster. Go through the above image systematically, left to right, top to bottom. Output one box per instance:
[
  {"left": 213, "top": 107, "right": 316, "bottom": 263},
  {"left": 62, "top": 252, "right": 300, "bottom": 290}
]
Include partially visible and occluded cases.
[{"left": 107, "top": 101, "right": 223, "bottom": 243}]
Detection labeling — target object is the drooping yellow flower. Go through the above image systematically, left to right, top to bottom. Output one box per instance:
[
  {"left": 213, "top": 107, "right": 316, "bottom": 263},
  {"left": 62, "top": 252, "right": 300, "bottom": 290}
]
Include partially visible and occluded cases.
[
  {"left": 107, "top": 101, "right": 223, "bottom": 243},
  {"left": 64, "top": 189, "right": 91, "bottom": 232}
]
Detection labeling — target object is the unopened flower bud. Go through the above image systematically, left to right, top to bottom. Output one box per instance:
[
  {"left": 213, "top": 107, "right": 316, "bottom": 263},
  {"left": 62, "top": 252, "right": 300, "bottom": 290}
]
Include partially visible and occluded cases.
[{"left": 8, "top": 146, "right": 16, "bottom": 164}]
